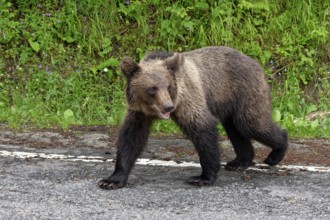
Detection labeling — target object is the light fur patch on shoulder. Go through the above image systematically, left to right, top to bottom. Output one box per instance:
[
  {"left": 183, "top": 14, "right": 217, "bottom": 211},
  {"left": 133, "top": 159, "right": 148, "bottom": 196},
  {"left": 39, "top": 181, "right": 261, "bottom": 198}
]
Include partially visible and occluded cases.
[{"left": 174, "top": 58, "right": 211, "bottom": 127}]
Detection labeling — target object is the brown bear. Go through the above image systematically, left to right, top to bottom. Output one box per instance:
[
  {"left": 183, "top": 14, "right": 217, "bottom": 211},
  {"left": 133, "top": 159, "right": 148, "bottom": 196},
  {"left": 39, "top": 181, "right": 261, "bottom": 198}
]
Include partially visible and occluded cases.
[{"left": 98, "top": 46, "right": 288, "bottom": 190}]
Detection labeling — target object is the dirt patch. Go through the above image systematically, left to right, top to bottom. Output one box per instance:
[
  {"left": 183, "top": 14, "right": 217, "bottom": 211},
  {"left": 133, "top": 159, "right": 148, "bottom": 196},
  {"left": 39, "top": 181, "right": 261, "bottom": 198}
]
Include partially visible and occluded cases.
[
  {"left": 0, "top": 125, "right": 329, "bottom": 166},
  {"left": 253, "top": 144, "right": 330, "bottom": 166}
]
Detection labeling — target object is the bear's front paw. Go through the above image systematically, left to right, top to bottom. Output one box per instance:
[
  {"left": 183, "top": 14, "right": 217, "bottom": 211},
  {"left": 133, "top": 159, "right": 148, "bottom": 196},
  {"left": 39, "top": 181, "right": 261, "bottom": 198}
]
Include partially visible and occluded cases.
[
  {"left": 187, "top": 175, "right": 216, "bottom": 187},
  {"left": 98, "top": 176, "right": 127, "bottom": 190}
]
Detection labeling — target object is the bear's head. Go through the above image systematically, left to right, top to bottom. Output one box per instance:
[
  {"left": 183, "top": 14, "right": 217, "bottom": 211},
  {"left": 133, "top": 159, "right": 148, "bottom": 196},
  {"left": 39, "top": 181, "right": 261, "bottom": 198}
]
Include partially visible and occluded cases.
[{"left": 120, "top": 53, "right": 181, "bottom": 120}]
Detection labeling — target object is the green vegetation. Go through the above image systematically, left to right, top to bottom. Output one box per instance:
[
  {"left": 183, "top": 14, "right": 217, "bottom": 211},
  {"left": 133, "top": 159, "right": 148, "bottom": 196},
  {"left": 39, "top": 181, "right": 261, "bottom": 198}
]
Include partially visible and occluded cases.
[{"left": 0, "top": 0, "right": 329, "bottom": 137}]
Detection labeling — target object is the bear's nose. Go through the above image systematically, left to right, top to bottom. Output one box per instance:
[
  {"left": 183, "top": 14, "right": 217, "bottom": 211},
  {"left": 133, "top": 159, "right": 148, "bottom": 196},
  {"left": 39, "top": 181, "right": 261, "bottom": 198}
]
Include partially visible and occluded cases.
[{"left": 164, "top": 104, "right": 174, "bottom": 113}]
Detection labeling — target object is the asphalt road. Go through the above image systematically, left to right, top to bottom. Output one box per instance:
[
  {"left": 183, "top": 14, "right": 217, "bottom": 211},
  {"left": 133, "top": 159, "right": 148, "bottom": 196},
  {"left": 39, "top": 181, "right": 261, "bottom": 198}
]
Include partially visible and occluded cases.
[{"left": 1, "top": 143, "right": 329, "bottom": 220}]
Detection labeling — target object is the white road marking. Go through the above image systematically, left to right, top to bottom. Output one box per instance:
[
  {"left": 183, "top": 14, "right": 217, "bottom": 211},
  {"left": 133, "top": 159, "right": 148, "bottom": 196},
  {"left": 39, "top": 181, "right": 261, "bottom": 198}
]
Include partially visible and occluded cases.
[{"left": 0, "top": 149, "right": 329, "bottom": 173}]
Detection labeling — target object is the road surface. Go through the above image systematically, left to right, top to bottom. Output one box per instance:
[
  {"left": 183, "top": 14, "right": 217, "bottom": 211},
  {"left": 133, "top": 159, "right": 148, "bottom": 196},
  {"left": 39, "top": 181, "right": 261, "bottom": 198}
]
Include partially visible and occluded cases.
[{"left": 0, "top": 129, "right": 329, "bottom": 219}]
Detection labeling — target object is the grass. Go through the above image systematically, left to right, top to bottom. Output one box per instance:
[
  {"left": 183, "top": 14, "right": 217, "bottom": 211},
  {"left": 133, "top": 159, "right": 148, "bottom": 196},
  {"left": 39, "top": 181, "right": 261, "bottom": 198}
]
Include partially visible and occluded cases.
[{"left": 0, "top": 0, "right": 329, "bottom": 137}]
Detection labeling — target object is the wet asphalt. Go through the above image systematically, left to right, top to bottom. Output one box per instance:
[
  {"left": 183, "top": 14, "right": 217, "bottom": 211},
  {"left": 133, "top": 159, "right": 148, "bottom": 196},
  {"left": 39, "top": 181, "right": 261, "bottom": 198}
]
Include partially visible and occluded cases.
[{"left": 1, "top": 143, "right": 329, "bottom": 220}]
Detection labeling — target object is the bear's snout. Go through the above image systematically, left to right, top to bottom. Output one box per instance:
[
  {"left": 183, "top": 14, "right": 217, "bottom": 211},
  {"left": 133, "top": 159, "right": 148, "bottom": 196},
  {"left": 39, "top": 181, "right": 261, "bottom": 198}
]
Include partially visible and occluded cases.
[
  {"left": 151, "top": 101, "right": 174, "bottom": 120},
  {"left": 164, "top": 103, "right": 174, "bottom": 113}
]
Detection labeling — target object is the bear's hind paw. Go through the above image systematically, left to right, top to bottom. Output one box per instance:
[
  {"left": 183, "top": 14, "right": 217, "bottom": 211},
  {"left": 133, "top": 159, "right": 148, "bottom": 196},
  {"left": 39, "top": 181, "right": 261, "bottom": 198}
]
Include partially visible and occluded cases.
[
  {"left": 264, "top": 148, "right": 286, "bottom": 166},
  {"left": 225, "top": 159, "right": 254, "bottom": 171},
  {"left": 187, "top": 175, "right": 216, "bottom": 187},
  {"left": 98, "top": 178, "right": 126, "bottom": 190}
]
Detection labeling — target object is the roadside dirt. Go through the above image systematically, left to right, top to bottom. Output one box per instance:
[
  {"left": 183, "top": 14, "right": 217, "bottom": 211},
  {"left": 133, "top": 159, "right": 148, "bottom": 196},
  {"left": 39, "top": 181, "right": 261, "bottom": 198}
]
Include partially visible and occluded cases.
[{"left": 0, "top": 125, "right": 329, "bottom": 166}]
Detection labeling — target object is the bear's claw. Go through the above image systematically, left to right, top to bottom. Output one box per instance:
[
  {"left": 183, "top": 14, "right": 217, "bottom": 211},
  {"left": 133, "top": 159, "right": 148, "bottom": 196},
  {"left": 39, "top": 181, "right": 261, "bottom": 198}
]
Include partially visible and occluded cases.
[{"left": 98, "top": 178, "right": 126, "bottom": 190}]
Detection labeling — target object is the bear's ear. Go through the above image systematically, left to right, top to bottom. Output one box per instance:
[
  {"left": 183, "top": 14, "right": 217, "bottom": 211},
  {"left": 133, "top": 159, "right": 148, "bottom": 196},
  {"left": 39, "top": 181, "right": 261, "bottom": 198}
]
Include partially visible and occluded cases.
[
  {"left": 164, "top": 53, "right": 181, "bottom": 74},
  {"left": 120, "top": 57, "right": 140, "bottom": 78}
]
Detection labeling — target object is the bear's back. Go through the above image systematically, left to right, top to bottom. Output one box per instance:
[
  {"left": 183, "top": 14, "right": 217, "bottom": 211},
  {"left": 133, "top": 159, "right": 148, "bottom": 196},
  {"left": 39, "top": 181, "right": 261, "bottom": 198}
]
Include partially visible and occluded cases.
[
  {"left": 179, "top": 46, "right": 270, "bottom": 114},
  {"left": 181, "top": 46, "right": 267, "bottom": 91},
  {"left": 182, "top": 46, "right": 264, "bottom": 78}
]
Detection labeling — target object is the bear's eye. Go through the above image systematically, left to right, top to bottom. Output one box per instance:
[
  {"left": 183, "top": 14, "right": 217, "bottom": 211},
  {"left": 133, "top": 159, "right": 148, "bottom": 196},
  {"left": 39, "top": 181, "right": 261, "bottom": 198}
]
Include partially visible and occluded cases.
[
  {"left": 167, "top": 85, "right": 172, "bottom": 91},
  {"left": 147, "top": 86, "right": 158, "bottom": 96}
]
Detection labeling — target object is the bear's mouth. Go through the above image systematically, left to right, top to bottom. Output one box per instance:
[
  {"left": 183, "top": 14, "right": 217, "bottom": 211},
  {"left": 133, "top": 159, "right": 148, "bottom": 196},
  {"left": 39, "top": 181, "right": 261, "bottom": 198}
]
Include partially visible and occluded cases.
[
  {"left": 152, "top": 105, "right": 171, "bottom": 120},
  {"left": 158, "top": 111, "right": 171, "bottom": 120}
]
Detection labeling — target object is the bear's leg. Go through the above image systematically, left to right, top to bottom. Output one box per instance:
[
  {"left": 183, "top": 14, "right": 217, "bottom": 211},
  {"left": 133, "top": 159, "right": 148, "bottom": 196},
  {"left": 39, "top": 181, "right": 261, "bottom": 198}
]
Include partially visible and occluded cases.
[
  {"left": 98, "top": 111, "right": 153, "bottom": 190},
  {"left": 174, "top": 116, "right": 220, "bottom": 186},
  {"left": 222, "top": 119, "right": 254, "bottom": 171},
  {"left": 252, "top": 124, "right": 288, "bottom": 166}
]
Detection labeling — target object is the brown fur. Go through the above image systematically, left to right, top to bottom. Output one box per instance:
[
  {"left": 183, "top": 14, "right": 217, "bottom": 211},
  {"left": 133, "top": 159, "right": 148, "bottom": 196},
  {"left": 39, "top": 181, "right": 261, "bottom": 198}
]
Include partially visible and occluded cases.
[{"left": 98, "top": 46, "right": 288, "bottom": 190}]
